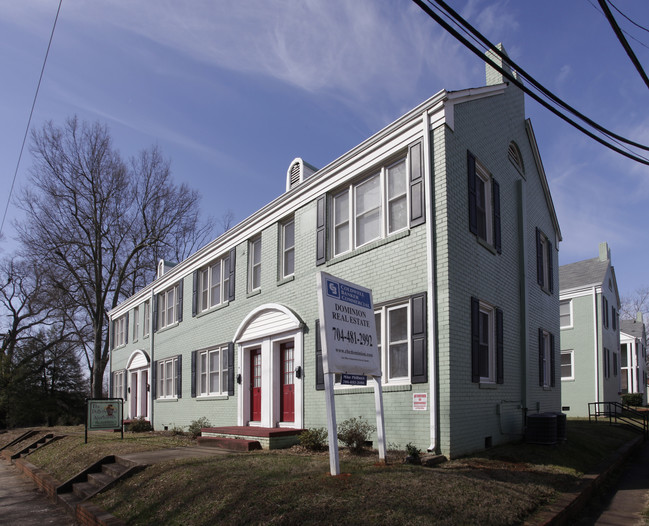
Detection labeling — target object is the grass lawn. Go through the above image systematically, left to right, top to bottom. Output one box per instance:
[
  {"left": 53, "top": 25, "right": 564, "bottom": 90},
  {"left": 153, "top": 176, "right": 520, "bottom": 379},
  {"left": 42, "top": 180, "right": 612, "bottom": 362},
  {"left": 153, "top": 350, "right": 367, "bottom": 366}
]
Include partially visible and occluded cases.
[{"left": 0, "top": 420, "right": 640, "bottom": 526}]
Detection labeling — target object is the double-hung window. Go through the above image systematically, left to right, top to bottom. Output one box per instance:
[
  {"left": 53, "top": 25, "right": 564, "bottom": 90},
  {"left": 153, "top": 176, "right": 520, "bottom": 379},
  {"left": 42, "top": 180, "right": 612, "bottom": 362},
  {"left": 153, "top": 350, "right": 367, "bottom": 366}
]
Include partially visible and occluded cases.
[
  {"left": 468, "top": 152, "right": 501, "bottom": 252},
  {"left": 333, "top": 158, "right": 408, "bottom": 257},
  {"left": 280, "top": 218, "right": 295, "bottom": 279},
  {"left": 536, "top": 228, "right": 553, "bottom": 293},
  {"left": 248, "top": 236, "right": 262, "bottom": 292},
  {"left": 198, "top": 255, "right": 230, "bottom": 312},
  {"left": 156, "top": 283, "right": 182, "bottom": 330},
  {"left": 602, "top": 296, "right": 609, "bottom": 328},
  {"left": 471, "top": 298, "right": 503, "bottom": 384},
  {"left": 560, "top": 299, "right": 572, "bottom": 328},
  {"left": 143, "top": 300, "right": 150, "bottom": 337},
  {"left": 375, "top": 302, "right": 409, "bottom": 383},
  {"left": 133, "top": 306, "right": 139, "bottom": 342},
  {"left": 114, "top": 315, "right": 127, "bottom": 347},
  {"left": 538, "top": 328, "right": 555, "bottom": 387},
  {"left": 196, "top": 347, "right": 228, "bottom": 396},
  {"left": 560, "top": 350, "right": 574, "bottom": 380},
  {"left": 157, "top": 357, "right": 179, "bottom": 399},
  {"left": 113, "top": 370, "right": 125, "bottom": 399}
]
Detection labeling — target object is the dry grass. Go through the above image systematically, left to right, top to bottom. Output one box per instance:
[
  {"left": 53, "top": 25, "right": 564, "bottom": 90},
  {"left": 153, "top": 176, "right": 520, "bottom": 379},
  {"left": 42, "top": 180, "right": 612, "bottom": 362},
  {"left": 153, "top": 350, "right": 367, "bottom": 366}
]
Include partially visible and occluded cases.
[{"left": 0, "top": 420, "right": 639, "bottom": 525}]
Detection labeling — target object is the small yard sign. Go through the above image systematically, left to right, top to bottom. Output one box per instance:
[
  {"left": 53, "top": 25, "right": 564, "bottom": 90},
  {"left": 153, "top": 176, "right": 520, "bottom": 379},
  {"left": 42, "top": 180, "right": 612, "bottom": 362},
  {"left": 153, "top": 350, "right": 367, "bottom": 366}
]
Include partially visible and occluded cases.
[{"left": 85, "top": 398, "right": 123, "bottom": 443}]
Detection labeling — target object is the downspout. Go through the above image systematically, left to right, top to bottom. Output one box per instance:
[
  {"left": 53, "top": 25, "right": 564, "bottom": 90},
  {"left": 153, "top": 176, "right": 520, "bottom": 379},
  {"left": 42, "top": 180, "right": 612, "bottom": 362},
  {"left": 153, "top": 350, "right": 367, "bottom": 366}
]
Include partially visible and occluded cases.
[
  {"left": 423, "top": 110, "right": 438, "bottom": 453},
  {"left": 516, "top": 180, "right": 528, "bottom": 421},
  {"left": 592, "top": 287, "right": 600, "bottom": 404},
  {"left": 149, "top": 288, "right": 155, "bottom": 429}
]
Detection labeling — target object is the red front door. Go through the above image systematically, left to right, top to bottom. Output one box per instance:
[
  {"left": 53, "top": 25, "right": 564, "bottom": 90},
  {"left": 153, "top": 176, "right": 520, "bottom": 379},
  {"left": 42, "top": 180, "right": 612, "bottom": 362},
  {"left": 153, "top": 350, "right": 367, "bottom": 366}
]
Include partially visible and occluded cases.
[
  {"left": 280, "top": 343, "right": 294, "bottom": 422},
  {"left": 250, "top": 349, "right": 262, "bottom": 422}
]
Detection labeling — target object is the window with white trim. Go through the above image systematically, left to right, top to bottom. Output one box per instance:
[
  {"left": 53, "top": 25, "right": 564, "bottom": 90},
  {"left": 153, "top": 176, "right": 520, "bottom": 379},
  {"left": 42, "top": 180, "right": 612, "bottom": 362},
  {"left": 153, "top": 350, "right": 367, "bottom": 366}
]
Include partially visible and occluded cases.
[
  {"left": 468, "top": 152, "right": 501, "bottom": 253},
  {"left": 332, "top": 158, "right": 408, "bottom": 257},
  {"left": 474, "top": 164, "right": 492, "bottom": 244},
  {"left": 280, "top": 218, "right": 295, "bottom": 279},
  {"left": 248, "top": 236, "right": 262, "bottom": 291},
  {"left": 198, "top": 255, "right": 231, "bottom": 312},
  {"left": 157, "top": 284, "right": 179, "bottom": 330},
  {"left": 602, "top": 296, "right": 609, "bottom": 328},
  {"left": 471, "top": 297, "right": 504, "bottom": 385},
  {"left": 560, "top": 299, "right": 572, "bottom": 328},
  {"left": 143, "top": 300, "right": 150, "bottom": 337},
  {"left": 377, "top": 302, "right": 410, "bottom": 382},
  {"left": 478, "top": 303, "right": 495, "bottom": 382},
  {"left": 133, "top": 306, "right": 139, "bottom": 342},
  {"left": 115, "top": 315, "right": 127, "bottom": 347},
  {"left": 621, "top": 344, "right": 629, "bottom": 393},
  {"left": 196, "top": 347, "right": 228, "bottom": 396},
  {"left": 560, "top": 350, "right": 574, "bottom": 380},
  {"left": 157, "top": 357, "right": 178, "bottom": 399},
  {"left": 113, "top": 370, "right": 125, "bottom": 398}
]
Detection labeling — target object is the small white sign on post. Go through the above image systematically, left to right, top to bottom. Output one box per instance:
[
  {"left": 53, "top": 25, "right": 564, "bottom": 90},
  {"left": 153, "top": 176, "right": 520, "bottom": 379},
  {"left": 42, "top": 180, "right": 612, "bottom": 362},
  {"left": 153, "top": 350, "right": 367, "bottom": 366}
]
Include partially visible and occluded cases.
[{"left": 317, "top": 271, "right": 386, "bottom": 476}]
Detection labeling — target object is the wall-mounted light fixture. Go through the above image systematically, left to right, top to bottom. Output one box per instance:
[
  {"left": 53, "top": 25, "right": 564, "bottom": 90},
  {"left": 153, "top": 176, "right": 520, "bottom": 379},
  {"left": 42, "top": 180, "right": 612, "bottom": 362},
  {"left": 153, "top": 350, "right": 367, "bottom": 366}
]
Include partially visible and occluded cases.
[
  {"left": 295, "top": 366, "right": 302, "bottom": 379},
  {"left": 237, "top": 374, "right": 242, "bottom": 385}
]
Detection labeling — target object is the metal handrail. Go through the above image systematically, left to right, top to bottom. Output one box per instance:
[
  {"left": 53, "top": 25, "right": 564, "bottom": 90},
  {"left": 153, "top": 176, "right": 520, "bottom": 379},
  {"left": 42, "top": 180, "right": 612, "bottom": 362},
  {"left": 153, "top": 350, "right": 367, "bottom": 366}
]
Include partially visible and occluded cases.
[{"left": 588, "top": 401, "right": 648, "bottom": 439}]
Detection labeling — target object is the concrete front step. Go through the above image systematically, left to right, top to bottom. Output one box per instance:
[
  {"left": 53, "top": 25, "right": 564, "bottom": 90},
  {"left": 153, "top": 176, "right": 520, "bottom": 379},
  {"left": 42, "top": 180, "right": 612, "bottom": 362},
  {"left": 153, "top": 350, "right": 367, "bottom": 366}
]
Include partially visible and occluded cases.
[
  {"left": 201, "top": 426, "right": 304, "bottom": 450},
  {"left": 197, "top": 436, "right": 262, "bottom": 451}
]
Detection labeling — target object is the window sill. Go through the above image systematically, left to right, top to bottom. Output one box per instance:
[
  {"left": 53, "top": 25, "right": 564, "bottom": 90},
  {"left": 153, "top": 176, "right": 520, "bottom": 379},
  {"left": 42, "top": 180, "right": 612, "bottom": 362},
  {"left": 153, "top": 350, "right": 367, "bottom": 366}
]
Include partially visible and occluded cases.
[
  {"left": 328, "top": 230, "right": 410, "bottom": 266},
  {"left": 476, "top": 236, "right": 498, "bottom": 255},
  {"left": 277, "top": 275, "right": 295, "bottom": 287},
  {"left": 247, "top": 289, "right": 261, "bottom": 299},
  {"left": 196, "top": 301, "right": 229, "bottom": 319},
  {"left": 156, "top": 321, "right": 180, "bottom": 334},
  {"left": 561, "top": 378, "right": 575, "bottom": 382},
  {"left": 479, "top": 382, "right": 497, "bottom": 389},
  {"left": 196, "top": 395, "right": 229, "bottom": 401},
  {"left": 156, "top": 397, "right": 179, "bottom": 402}
]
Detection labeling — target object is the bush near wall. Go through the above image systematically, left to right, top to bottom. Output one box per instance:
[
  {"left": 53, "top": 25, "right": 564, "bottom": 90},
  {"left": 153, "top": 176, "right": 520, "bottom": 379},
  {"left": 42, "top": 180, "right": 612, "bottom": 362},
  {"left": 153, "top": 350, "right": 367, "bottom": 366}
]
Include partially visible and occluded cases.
[{"left": 622, "top": 393, "right": 644, "bottom": 407}]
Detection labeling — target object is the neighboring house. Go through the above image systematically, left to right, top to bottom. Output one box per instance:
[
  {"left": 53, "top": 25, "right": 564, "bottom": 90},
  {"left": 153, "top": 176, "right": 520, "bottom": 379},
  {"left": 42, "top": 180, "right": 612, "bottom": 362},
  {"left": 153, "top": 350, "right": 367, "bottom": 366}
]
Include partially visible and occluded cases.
[
  {"left": 108, "top": 46, "right": 561, "bottom": 458},
  {"left": 559, "top": 242, "right": 621, "bottom": 417},
  {"left": 620, "top": 313, "right": 647, "bottom": 404}
]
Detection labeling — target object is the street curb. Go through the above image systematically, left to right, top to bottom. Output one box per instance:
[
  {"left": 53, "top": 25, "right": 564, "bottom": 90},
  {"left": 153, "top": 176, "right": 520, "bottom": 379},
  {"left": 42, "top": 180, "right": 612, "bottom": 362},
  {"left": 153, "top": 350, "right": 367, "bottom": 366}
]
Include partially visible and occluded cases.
[{"left": 526, "top": 434, "right": 644, "bottom": 525}]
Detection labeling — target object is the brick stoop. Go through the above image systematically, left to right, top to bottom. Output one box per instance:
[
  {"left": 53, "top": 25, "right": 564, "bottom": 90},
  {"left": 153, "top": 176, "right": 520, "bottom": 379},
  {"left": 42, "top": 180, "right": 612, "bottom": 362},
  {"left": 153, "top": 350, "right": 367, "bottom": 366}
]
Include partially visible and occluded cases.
[{"left": 197, "top": 436, "right": 262, "bottom": 451}]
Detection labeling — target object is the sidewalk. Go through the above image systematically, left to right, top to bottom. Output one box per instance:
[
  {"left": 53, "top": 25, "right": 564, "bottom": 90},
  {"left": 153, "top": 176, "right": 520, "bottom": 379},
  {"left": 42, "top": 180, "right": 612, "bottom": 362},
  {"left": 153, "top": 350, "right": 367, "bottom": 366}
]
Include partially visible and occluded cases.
[
  {"left": 589, "top": 439, "right": 649, "bottom": 525},
  {"left": 0, "top": 459, "right": 75, "bottom": 526}
]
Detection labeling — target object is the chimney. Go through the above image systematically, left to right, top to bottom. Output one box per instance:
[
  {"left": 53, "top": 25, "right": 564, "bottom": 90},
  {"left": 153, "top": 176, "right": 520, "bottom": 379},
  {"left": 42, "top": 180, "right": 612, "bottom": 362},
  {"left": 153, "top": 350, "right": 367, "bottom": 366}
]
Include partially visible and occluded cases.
[
  {"left": 485, "top": 43, "right": 518, "bottom": 86},
  {"left": 598, "top": 242, "right": 610, "bottom": 262},
  {"left": 637, "top": 312, "right": 644, "bottom": 324}
]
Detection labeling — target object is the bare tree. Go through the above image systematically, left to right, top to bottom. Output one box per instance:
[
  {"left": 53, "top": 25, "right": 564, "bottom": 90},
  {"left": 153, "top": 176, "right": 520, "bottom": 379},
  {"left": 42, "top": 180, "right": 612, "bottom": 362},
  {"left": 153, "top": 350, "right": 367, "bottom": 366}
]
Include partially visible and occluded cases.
[
  {"left": 15, "top": 117, "right": 214, "bottom": 398},
  {"left": 620, "top": 286, "right": 649, "bottom": 323}
]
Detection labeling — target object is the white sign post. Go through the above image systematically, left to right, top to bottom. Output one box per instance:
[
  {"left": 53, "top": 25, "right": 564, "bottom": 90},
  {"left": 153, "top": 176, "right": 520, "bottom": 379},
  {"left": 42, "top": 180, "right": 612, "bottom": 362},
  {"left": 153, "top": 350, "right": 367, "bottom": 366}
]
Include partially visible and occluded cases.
[{"left": 316, "top": 271, "right": 386, "bottom": 476}]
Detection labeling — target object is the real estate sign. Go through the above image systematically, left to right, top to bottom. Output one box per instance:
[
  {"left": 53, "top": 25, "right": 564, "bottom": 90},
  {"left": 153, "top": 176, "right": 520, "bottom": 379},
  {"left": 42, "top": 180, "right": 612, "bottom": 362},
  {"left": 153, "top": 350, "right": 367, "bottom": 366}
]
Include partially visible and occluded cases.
[
  {"left": 317, "top": 272, "right": 380, "bottom": 376},
  {"left": 317, "top": 272, "right": 385, "bottom": 476}
]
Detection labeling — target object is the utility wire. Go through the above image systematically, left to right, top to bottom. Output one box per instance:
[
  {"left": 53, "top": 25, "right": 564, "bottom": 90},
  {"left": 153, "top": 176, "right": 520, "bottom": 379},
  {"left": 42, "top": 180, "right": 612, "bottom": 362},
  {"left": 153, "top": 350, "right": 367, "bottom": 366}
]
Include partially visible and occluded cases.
[
  {"left": 0, "top": 0, "right": 63, "bottom": 239},
  {"left": 411, "top": 0, "right": 649, "bottom": 165},
  {"left": 425, "top": 0, "right": 649, "bottom": 153},
  {"left": 587, "top": 0, "right": 649, "bottom": 51},
  {"left": 598, "top": 0, "right": 649, "bottom": 90},
  {"left": 608, "top": 0, "right": 649, "bottom": 35}
]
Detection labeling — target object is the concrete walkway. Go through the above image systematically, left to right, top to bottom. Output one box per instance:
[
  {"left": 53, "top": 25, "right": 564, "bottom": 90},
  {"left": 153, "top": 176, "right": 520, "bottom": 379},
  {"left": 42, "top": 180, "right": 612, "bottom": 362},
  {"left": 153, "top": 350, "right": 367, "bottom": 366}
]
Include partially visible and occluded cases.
[
  {"left": 590, "top": 440, "right": 649, "bottom": 525},
  {"left": 0, "top": 460, "right": 75, "bottom": 526}
]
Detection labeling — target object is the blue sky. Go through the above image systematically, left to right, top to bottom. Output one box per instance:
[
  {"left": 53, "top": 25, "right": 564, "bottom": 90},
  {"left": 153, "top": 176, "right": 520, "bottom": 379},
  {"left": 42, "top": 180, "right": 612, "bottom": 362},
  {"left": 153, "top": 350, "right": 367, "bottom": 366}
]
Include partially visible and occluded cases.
[{"left": 1, "top": 0, "right": 648, "bottom": 302}]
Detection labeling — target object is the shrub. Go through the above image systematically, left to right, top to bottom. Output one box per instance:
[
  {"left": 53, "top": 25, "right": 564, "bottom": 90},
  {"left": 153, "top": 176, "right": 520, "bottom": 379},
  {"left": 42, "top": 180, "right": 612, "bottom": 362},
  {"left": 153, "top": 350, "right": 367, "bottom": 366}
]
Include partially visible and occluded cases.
[
  {"left": 622, "top": 393, "right": 644, "bottom": 407},
  {"left": 337, "top": 416, "right": 375, "bottom": 453},
  {"left": 128, "top": 417, "right": 152, "bottom": 433},
  {"left": 187, "top": 417, "right": 211, "bottom": 439},
  {"left": 168, "top": 424, "right": 186, "bottom": 436},
  {"left": 299, "top": 427, "right": 328, "bottom": 451},
  {"left": 405, "top": 442, "right": 421, "bottom": 459}
]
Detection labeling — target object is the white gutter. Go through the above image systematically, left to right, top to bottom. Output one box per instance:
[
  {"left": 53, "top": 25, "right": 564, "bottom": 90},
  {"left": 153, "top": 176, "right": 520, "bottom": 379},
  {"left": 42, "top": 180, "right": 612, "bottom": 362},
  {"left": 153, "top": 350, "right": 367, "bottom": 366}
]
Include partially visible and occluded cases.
[
  {"left": 423, "top": 111, "right": 438, "bottom": 453},
  {"left": 592, "top": 287, "right": 600, "bottom": 404}
]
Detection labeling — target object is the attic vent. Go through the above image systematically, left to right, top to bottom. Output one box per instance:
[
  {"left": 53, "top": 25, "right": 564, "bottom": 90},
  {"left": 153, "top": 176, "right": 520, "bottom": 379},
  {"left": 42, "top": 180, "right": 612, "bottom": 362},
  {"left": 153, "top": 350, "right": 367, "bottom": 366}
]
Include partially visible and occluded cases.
[
  {"left": 508, "top": 141, "right": 524, "bottom": 174},
  {"left": 286, "top": 158, "right": 317, "bottom": 191},
  {"left": 157, "top": 259, "right": 176, "bottom": 279}
]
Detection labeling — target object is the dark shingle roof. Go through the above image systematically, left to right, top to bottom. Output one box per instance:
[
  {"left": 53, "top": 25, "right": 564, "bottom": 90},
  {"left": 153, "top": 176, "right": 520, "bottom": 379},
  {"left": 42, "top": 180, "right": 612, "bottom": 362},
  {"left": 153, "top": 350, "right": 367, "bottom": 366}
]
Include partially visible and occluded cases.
[
  {"left": 559, "top": 257, "right": 609, "bottom": 291},
  {"left": 621, "top": 319, "right": 645, "bottom": 339}
]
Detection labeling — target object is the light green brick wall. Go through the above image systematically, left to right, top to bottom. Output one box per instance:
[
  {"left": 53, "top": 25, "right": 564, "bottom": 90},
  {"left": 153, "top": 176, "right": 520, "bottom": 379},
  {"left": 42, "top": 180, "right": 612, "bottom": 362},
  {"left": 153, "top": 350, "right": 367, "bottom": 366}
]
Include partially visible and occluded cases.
[{"left": 435, "top": 81, "right": 560, "bottom": 458}]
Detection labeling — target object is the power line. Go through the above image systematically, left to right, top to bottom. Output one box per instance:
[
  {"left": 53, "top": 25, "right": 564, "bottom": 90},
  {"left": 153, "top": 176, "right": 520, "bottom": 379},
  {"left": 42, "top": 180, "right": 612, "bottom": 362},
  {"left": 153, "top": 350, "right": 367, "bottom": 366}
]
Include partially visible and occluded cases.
[
  {"left": 0, "top": 0, "right": 63, "bottom": 239},
  {"left": 411, "top": 0, "right": 649, "bottom": 166},
  {"left": 586, "top": 0, "right": 649, "bottom": 51},
  {"left": 598, "top": 0, "right": 649, "bottom": 90},
  {"left": 608, "top": 0, "right": 649, "bottom": 35}
]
